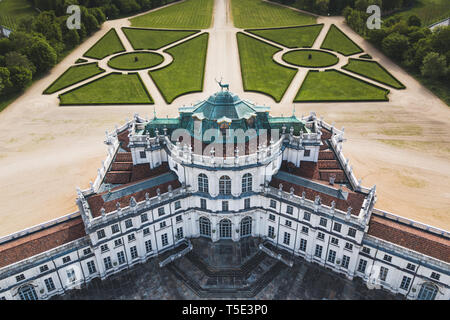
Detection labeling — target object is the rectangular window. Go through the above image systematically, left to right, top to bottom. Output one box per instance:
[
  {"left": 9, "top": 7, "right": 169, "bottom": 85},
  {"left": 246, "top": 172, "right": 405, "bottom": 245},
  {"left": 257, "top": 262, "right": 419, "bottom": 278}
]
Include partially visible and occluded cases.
[
  {"left": 304, "top": 149, "right": 311, "bottom": 157},
  {"left": 139, "top": 151, "right": 146, "bottom": 159},
  {"left": 200, "top": 198, "right": 207, "bottom": 209},
  {"left": 244, "top": 198, "right": 250, "bottom": 209},
  {"left": 270, "top": 200, "right": 277, "bottom": 209},
  {"left": 175, "top": 201, "right": 181, "bottom": 210},
  {"left": 222, "top": 201, "right": 229, "bottom": 211},
  {"left": 286, "top": 205, "right": 293, "bottom": 215},
  {"left": 158, "top": 207, "right": 165, "bottom": 216},
  {"left": 303, "top": 211, "right": 311, "bottom": 221},
  {"left": 141, "top": 213, "right": 148, "bottom": 223},
  {"left": 269, "top": 214, "right": 275, "bottom": 221},
  {"left": 176, "top": 215, "right": 183, "bottom": 223},
  {"left": 319, "top": 218, "right": 327, "bottom": 227},
  {"left": 125, "top": 219, "right": 133, "bottom": 229},
  {"left": 285, "top": 220, "right": 292, "bottom": 227},
  {"left": 160, "top": 221, "right": 166, "bottom": 229},
  {"left": 333, "top": 222, "right": 342, "bottom": 233},
  {"left": 111, "top": 224, "right": 120, "bottom": 234},
  {"left": 268, "top": 226, "right": 275, "bottom": 239},
  {"left": 301, "top": 226, "right": 309, "bottom": 234},
  {"left": 143, "top": 227, "right": 150, "bottom": 236},
  {"left": 176, "top": 227, "right": 183, "bottom": 239},
  {"left": 348, "top": 228, "right": 356, "bottom": 238},
  {"left": 97, "top": 229, "right": 106, "bottom": 240},
  {"left": 283, "top": 232, "right": 291, "bottom": 246},
  {"left": 317, "top": 232, "right": 325, "bottom": 241},
  {"left": 128, "top": 233, "right": 136, "bottom": 242},
  {"left": 161, "top": 233, "right": 169, "bottom": 246},
  {"left": 330, "top": 237, "right": 339, "bottom": 246},
  {"left": 114, "top": 239, "right": 122, "bottom": 247},
  {"left": 299, "top": 239, "right": 307, "bottom": 252},
  {"left": 145, "top": 240, "right": 152, "bottom": 253},
  {"left": 345, "top": 242, "right": 353, "bottom": 251},
  {"left": 100, "top": 244, "right": 109, "bottom": 253},
  {"left": 314, "top": 245, "right": 323, "bottom": 258},
  {"left": 130, "top": 246, "right": 138, "bottom": 260},
  {"left": 362, "top": 247, "right": 371, "bottom": 255},
  {"left": 83, "top": 248, "right": 91, "bottom": 255},
  {"left": 327, "top": 250, "right": 336, "bottom": 263},
  {"left": 117, "top": 251, "right": 126, "bottom": 265},
  {"left": 383, "top": 254, "right": 392, "bottom": 262},
  {"left": 342, "top": 255, "right": 350, "bottom": 269},
  {"left": 62, "top": 256, "right": 71, "bottom": 264},
  {"left": 104, "top": 257, "right": 113, "bottom": 270},
  {"left": 357, "top": 259, "right": 367, "bottom": 273},
  {"left": 87, "top": 260, "right": 96, "bottom": 274},
  {"left": 406, "top": 263, "right": 416, "bottom": 271},
  {"left": 40, "top": 265, "right": 49, "bottom": 273},
  {"left": 379, "top": 266, "right": 388, "bottom": 281},
  {"left": 67, "top": 269, "right": 76, "bottom": 282},
  {"left": 431, "top": 272, "right": 440, "bottom": 281},
  {"left": 16, "top": 274, "right": 25, "bottom": 282},
  {"left": 400, "top": 276, "right": 412, "bottom": 290},
  {"left": 44, "top": 277, "right": 55, "bottom": 292}
]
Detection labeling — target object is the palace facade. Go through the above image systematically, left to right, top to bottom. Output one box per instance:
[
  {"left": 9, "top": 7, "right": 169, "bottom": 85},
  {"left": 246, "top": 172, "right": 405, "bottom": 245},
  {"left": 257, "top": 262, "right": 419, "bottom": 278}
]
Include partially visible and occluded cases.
[{"left": 0, "top": 90, "right": 449, "bottom": 300}]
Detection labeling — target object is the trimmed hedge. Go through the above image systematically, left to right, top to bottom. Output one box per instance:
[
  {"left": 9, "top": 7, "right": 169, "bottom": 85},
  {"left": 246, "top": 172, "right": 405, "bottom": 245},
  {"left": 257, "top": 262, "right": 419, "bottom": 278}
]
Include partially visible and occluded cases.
[
  {"left": 320, "top": 24, "right": 363, "bottom": 56},
  {"left": 122, "top": 27, "right": 199, "bottom": 50},
  {"left": 83, "top": 29, "right": 126, "bottom": 60},
  {"left": 282, "top": 49, "right": 339, "bottom": 68},
  {"left": 107, "top": 52, "right": 164, "bottom": 70},
  {"left": 359, "top": 54, "right": 372, "bottom": 59},
  {"left": 75, "top": 58, "right": 89, "bottom": 64},
  {"left": 342, "top": 58, "right": 405, "bottom": 89},
  {"left": 43, "top": 62, "right": 105, "bottom": 95},
  {"left": 294, "top": 69, "right": 390, "bottom": 102},
  {"left": 58, "top": 72, "right": 154, "bottom": 105}
]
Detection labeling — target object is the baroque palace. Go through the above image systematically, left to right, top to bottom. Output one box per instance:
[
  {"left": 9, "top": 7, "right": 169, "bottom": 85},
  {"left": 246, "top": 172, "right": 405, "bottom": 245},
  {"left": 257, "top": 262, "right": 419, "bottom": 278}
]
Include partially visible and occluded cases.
[{"left": 0, "top": 90, "right": 449, "bottom": 300}]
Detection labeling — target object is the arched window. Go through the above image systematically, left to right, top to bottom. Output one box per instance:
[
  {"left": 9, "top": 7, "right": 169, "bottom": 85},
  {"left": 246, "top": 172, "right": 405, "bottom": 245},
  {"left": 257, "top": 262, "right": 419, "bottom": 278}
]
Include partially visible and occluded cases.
[
  {"left": 242, "top": 173, "right": 252, "bottom": 193},
  {"left": 198, "top": 174, "right": 209, "bottom": 193},
  {"left": 219, "top": 175, "right": 231, "bottom": 195},
  {"left": 199, "top": 217, "right": 211, "bottom": 238},
  {"left": 240, "top": 217, "right": 252, "bottom": 237},
  {"left": 219, "top": 219, "right": 232, "bottom": 239},
  {"left": 418, "top": 283, "right": 438, "bottom": 300},
  {"left": 18, "top": 285, "right": 38, "bottom": 300}
]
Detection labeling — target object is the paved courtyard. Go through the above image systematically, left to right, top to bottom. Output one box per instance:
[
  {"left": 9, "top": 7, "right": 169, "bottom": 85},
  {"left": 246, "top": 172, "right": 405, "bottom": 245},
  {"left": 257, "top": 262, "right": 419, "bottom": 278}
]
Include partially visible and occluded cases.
[{"left": 54, "top": 238, "right": 403, "bottom": 300}]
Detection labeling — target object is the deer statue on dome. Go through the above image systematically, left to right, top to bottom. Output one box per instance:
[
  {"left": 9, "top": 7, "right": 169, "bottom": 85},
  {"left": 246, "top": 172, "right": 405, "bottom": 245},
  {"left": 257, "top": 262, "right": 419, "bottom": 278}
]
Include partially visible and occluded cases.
[{"left": 215, "top": 77, "right": 229, "bottom": 91}]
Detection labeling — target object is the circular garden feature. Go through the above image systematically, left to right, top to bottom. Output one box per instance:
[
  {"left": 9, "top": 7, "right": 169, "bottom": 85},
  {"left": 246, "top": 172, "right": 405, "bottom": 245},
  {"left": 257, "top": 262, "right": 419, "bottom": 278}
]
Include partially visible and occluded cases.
[
  {"left": 282, "top": 49, "right": 339, "bottom": 68},
  {"left": 107, "top": 52, "right": 164, "bottom": 70}
]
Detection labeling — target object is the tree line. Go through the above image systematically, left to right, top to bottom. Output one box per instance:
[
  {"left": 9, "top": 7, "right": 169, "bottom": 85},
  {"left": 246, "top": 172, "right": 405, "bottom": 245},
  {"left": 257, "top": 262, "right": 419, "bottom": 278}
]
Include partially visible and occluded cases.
[{"left": 0, "top": 0, "right": 178, "bottom": 97}]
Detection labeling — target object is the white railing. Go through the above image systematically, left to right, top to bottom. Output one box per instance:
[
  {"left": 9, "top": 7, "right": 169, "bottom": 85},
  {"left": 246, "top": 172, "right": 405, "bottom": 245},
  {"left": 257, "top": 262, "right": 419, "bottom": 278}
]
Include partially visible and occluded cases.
[{"left": 158, "top": 240, "right": 193, "bottom": 267}]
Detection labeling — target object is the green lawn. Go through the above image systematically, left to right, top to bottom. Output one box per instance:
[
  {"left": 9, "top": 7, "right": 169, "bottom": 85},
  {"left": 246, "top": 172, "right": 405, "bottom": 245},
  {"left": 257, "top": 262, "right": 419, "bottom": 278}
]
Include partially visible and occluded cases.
[
  {"left": 0, "top": 0, "right": 36, "bottom": 29},
  {"left": 129, "top": 0, "right": 213, "bottom": 29},
  {"left": 232, "top": 0, "right": 316, "bottom": 28},
  {"left": 392, "top": 0, "right": 450, "bottom": 26},
  {"left": 246, "top": 24, "right": 323, "bottom": 48},
  {"left": 320, "top": 24, "right": 363, "bottom": 56},
  {"left": 122, "top": 28, "right": 198, "bottom": 50},
  {"left": 83, "top": 29, "right": 125, "bottom": 59},
  {"left": 149, "top": 33, "right": 209, "bottom": 103},
  {"left": 237, "top": 33, "right": 297, "bottom": 102},
  {"left": 283, "top": 49, "right": 338, "bottom": 68},
  {"left": 108, "top": 52, "right": 164, "bottom": 70},
  {"left": 342, "top": 59, "right": 405, "bottom": 89},
  {"left": 44, "top": 63, "right": 105, "bottom": 94},
  {"left": 295, "top": 70, "right": 389, "bottom": 102},
  {"left": 59, "top": 73, "right": 153, "bottom": 105}
]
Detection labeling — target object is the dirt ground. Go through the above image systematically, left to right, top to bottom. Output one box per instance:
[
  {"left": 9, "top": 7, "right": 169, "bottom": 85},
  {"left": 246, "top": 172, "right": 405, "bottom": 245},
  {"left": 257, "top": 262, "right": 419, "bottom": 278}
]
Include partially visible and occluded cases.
[{"left": 0, "top": 0, "right": 449, "bottom": 236}]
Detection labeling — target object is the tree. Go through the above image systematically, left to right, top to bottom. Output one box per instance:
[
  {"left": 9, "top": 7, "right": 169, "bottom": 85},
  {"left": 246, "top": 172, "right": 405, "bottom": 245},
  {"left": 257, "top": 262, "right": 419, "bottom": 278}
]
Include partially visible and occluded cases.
[
  {"left": 32, "top": 11, "right": 63, "bottom": 44},
  {"left": 407, "top": 14, "right": 421, "bottom": 27},
  {"left": 431, "top": 26, "right": 450, "bottom": 55},
  {"left": 367, "top": 28, "right": 387, "bottom": 47},
  {"left": 382, "top": 32, "right": 409, "bottom": 60},
  {"left": 28, "top": 38, "right": 57, "bottom": 73},
  {"left": 4, "top": 51, "right": 36, "bottom": 75},
  {"left": 421, "top": 52, "right": 447, "bottom": 79},
  {"left": 8, "top": 66, "right": 33, "bottom": 90},
  {"left": 0, "top": 67, "right": 12, "bottom": 95}
]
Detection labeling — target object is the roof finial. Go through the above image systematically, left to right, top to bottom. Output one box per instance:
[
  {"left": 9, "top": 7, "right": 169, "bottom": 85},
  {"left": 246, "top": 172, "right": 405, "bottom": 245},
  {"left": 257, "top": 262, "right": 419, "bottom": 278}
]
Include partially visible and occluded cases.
[
  {"left": 215, "top": 77, "right": 229, "bottom": 91},
  {"left": 292, "top": 104, "right": 296, "bottom": 116},
  {"left": 153, "top": 105, "right": 156, "bottom": 119}
]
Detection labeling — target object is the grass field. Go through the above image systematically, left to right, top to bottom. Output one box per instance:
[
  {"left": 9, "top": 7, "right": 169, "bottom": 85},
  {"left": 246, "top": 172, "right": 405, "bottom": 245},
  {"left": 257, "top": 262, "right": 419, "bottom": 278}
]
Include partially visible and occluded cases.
[
  {"left": 0, "top": 0, "right": 36, "bottom": 29},
  {"left": 130, "top": 0, "right": 213, "bottom": 29},
  {"left": 231, "top": 0, "right": 316, "bottom": 28},
  {"left": 391, "top": 0, "right": 450, "bottom": 26},
  {"left": 246, "top": 24, "right": 323, "bottom": 48},
  {"left": 320, "top": 25, "right": 363, "bottom": 56},
  {"left": 122, "top": 28, "right": 198, "bottom": 50},
  {"left": 83, "top": 29, "right": 125, "bottom": 60},
  {"left": 149, "top": 33, "right": 209, "bottom": 103},
  {"left": 237, "top": 33, "right": 297, "bottom": 102},
  {"left": 282, "top": 49, "right": 338, "bottom": 68},
  {"left": 108, "top": 52, "right": 164, "bottom": 70},
  {"left": 343, "top": 59, "right": 405, "bottom": 89},
  {"left": 44, "top": 63, "right": 105, "bottom": 94},
  {"left": 294, "top": 70, "right": 389, "bottom": 102},
  {"left": 59, "top": 73, "right": 153, "bottom": 105}
]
